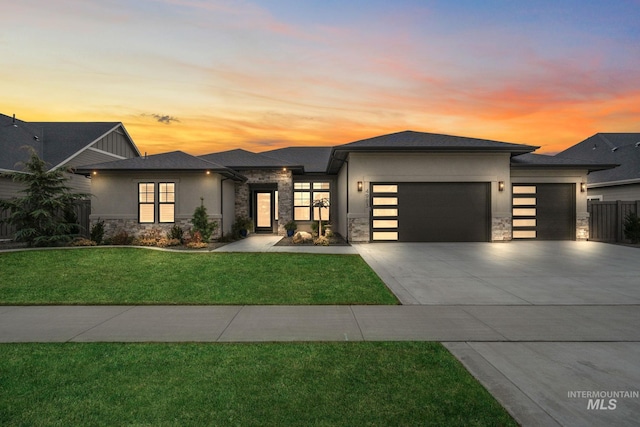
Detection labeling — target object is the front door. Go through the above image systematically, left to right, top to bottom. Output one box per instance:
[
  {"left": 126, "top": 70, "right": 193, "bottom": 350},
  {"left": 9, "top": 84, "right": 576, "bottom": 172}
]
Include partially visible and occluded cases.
[{"left": 254, "top": 191, "right": 274, "bottom": 233}]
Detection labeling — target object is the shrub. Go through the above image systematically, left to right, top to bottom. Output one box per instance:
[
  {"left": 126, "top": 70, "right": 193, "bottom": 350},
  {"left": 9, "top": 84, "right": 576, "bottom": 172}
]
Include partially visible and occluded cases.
[
  {"left": 192, "top": 198, "right": 218, "bottom": 242},
  {"left": 624, "top": 212, "right": 640, "bottom": 244},
  {"left": 232, "top": 216, "right": 254, "bottom": 238},
  {"left": 90, "top": 220, "right": 105, "bottom": 245},
  {"left": 167, "top": 225, "right": 184, "bottom": 243},
  {"left": 109, "top": 230, "right": 133, "bottom": 245},
  {"left": 186, "top": 230, "right": 208, "bottom": 249},
  {"left": 314, "top": 235, "right": 330, "bottom": 246},
  {"left": 69, "top": 238, "right": 97, "bottom": 246}
]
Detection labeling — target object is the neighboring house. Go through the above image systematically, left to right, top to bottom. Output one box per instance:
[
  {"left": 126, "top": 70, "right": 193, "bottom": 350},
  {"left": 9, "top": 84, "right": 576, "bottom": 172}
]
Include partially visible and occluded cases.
[
  {"left": 0, "top": 113, "right": 140, "bottom": 239},
  {"left": 0, "top": 113, "right": 140, "bottom": 197},
  {"left": 75, "top": 130, "right": 614, "bottom": 242},
  {"left": 557, "top": 133, "right": 640, "bottom": 201}
]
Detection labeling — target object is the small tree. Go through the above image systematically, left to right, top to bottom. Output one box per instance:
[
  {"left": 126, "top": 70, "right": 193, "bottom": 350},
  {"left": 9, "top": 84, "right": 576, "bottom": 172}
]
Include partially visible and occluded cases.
[
  {"left": 0, "top": 148, "right": 88, "bottom": 247},
  {"left": 191, "top": 197, "right": 217, "bottom": 242},
  {"left": 312, "top": 197, "right": 330, "bottom": 237},
  {"left": 624, "top": 211, "right": 640, "bottom": 244}
]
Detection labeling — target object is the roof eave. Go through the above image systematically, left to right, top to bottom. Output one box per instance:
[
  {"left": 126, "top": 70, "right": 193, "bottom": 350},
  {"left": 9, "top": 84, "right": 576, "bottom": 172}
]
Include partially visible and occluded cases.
[
  {"left": 510, "top": 163, "right": 619, "bottom": 172},
  {"left": 588, "top": 178, "right": 640, "bottom": 188}
]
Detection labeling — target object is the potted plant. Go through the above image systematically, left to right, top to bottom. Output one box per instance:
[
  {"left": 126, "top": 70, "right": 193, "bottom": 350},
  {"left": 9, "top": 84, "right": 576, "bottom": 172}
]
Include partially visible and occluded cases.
[
  {"left": 232, "top": 215, "right": 254, "bottom": 238},
  {"left": 284, "top": 220, "right": 297, "bottom": 237}
]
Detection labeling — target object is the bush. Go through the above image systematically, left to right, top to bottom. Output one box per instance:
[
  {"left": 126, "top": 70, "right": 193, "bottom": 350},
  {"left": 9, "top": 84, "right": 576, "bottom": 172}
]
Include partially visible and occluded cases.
[
  {"left": 192, "top": 199, "right": 218, "bottom": 242},
  {"left": 624, "top": 212, "right": 640, "bottom": 244},
  {"left": 232, "top": 216, "right": 254, "bottom": 238},
  {"left": 90, "top": 220, "right": 105, "bottom": 245},
  {"left": 167, "top": 225, "right": 184, "bottom": 243},
  {"left": 108, "top": 230, "right": 133, "bottom": 245},
  {"left": 186, "top": 230, "right": 208, "bottom": 249},
  {"left": 314, "top": 235, "right": 330, "bottom": 246},
  {"left": 69, "top": 238, "right": 97, "bottom": 247}
]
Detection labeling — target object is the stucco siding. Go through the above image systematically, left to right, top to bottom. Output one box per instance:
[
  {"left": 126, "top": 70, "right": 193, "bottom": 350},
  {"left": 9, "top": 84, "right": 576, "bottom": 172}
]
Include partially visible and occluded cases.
[
  {"left": 345, "top": 152, "right": 512, "bottom": 242},
  {"left": 336, "top": 161, "right": 348, "bottom": 239},
  {"left": 511, "top": 168, "right": 589, "bottom": 240},
  {"left": 90, "top": 171, "right": 223, "bottom": 237}
]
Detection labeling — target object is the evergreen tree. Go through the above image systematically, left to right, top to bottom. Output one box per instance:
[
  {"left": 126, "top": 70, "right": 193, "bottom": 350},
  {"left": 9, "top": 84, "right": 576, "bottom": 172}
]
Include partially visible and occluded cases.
[
  {"left": 0, "top": 148, "right": 88, "bottom": 246},
  {"left": 191, "top": 197, "right": 217, "bottom": 242}
]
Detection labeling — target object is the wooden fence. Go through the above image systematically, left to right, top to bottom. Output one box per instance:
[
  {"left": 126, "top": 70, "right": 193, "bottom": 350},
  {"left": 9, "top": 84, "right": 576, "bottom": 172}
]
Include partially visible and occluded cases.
[
  {"left": 0, "top": 200, "right": 91, "bottom": 240},
  {"left": 588, "top": 200, "right": 640, "bottom": 242}
]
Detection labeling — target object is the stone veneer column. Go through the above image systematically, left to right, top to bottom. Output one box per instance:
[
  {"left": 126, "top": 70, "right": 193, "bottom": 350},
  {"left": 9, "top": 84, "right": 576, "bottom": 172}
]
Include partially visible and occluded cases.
[
  {"left": 234, "top": 169, "right": 293, "bottom": 236},
  {"left": 576, "top": 214, "right": 589, "bottom": 241},
  {"left": 491, "top": 215, "right": 512, "bottom": 241},
  {"left": 348, "top": 217, "right": 370, "bottom": 242}
]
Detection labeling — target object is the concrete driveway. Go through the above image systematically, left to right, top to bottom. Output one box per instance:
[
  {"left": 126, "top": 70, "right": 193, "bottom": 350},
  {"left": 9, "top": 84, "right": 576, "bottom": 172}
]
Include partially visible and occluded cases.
[
  {"left": 355, "top": 241, "right": 640, "bottom": 426},
  {"left": 355, "top": 241, "right": 640, "bottom": 305}
]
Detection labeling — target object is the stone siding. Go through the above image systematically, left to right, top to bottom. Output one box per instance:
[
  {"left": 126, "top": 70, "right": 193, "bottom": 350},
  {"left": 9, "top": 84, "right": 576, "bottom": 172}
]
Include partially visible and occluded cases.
[
  {"left": 234, "top": 169, "right": 293, "bottom": 236},
  {"left": 576, "top": 214, "right": 589, "bottom": 241},
  {"left": 492, "top": 215, "right": 512, "bottom": 241},
  {"left": 92, "top": 217, "right": 222, "bottom": 241},
  {"left": 348, "top": 217, "right": 370, "bottom": 242}
]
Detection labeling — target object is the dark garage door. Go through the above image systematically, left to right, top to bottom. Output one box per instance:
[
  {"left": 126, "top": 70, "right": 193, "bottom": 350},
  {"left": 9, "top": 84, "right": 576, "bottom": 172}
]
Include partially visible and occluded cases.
[
  {"left": 371, "top": 182, "right": 490, "bottom": 242},
  {"left": 512, "top": 183, "right": 575, "bottom": 240}
]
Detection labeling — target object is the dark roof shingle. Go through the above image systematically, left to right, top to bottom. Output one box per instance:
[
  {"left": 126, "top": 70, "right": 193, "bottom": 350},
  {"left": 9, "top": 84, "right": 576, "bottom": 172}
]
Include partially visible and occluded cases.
[
  {"left": 557, "top": 133, "right": 640, "bottom": 184},
  {"left": 261, "top": 146, "right": 332, "bottom": 173},
  {"left": 200, "top": 148, "right": 300, "bottom": 170},
  {"left": 75, "top": 151, "right": 245, "bottom": 180}
]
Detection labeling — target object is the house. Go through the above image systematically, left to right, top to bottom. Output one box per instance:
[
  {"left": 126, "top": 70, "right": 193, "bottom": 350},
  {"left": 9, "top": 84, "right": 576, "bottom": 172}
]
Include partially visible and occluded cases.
[
  {"left": 0, "top": 113, "right": 140, "bottom": 239},
  {"left": 0, "top": 113, "right": 140, "bottom": 198},
  {"left": 75, "top": 130, "right": 614, "bottom": 242},
  {"left": 557, "top": 133, "right": 640, "bottom": 201},
  {"left": 75, "top": 151, "right": 245, "bottom": 237}
]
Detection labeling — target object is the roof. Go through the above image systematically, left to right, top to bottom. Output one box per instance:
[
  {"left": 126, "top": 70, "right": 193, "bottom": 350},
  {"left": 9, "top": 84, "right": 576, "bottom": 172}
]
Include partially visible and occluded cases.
[
  {"left": 0, "top": 113, "right": 139, "bottom": 172},
  {"left": 0, "top": 114, "right": 45, "bottom": 172},
  {"left": 328, "top": 130, "right": 538, "bottom": 173},
  {"left": 557, "top": 133, "right": 640, "bottom": 185},
  {"left": 261, "top": 146, "right": 333, "bottom": 173},
  {"left": 199, "top": 149, "right": 301, "bottom": 171},
  {"left": 75, "top": 151, "right": 245, "bottom": 181},
  {"left": 511, "top": 153, "right": 617, "bottom": 172}
]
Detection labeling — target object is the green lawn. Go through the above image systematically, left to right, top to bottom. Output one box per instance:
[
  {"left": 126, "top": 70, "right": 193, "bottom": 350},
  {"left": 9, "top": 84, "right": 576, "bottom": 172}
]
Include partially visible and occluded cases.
[
  {"left": 0, "top": 248, "right": 398, "bottom": 305},
  {"left": 0, "top": 342, "right": 516, "bottom": 426}
]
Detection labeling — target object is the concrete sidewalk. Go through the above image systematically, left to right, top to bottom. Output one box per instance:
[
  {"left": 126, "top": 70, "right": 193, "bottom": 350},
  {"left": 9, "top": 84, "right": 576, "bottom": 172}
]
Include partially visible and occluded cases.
[
  {"left": 213, "top": 234, "right": 358, "bottom": 254},
  {"left": 2, "top": 304, "right": 638, "bottom": 343}
]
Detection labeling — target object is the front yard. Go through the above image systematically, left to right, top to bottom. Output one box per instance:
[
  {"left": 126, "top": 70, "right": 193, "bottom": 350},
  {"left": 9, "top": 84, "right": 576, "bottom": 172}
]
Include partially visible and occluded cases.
[
  {"left": 0, "top": 248, "right": 398, "bottom": 305},
  {"left": 0, "top": 342, "right": 516, "bottom": 426}
]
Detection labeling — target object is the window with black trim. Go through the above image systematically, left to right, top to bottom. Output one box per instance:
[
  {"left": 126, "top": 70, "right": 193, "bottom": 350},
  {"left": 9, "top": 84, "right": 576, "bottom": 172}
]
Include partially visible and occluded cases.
[
  {"left": 159, "top": 182, "right": 175, "bottom": 223},
  {"left": 294, "top": 182, "right": 330, "bottom": 221},
  {"left": 139, "top": 183, "right": 155, "bottom": 223}
]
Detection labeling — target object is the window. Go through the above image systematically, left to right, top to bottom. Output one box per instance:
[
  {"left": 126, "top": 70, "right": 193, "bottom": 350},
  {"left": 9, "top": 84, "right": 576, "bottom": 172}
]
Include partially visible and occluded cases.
[
  {"left": 139, "top": 182, "right": 176, "bottom": 223},
  {"left": 294, "top": 182, "right": 330, "bottom": 221},
  {"left": 139, "top": 183, "right": 155, "bottom": 223},
  {"left": 159, "top": 183, "right": 175, "bottom": 223}
]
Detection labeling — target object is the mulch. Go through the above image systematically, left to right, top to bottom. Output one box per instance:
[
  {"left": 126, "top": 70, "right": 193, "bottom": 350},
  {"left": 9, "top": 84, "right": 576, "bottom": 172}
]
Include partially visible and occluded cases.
[{"left": 274, "top": 233, "right": 350, "bottom": 246}]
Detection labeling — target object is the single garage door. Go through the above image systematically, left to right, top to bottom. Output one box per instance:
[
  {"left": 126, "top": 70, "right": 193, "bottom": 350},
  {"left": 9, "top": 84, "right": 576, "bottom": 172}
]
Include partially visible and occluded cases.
[
  {"left": 371, "top": 182, "right": 490, "bottom": 242},
  {"left": 512, "top": 184, "right": 575, "bottom": 240}
]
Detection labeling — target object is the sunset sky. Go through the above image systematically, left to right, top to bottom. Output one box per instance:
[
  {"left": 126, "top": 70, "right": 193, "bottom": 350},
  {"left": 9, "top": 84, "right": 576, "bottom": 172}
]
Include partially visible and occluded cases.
[{"left": 2, "top": 0, "right": 639, "bottom": 155}]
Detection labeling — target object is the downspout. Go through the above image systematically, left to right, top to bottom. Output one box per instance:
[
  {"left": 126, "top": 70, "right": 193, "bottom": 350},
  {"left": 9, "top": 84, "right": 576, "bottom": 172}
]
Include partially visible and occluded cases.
[{"left": 220, "top": 177, "right": 230, "bottom": 238}]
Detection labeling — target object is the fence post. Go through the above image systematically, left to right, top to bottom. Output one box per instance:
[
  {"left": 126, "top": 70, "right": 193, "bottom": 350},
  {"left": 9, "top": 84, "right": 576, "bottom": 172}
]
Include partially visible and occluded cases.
[{"left": 616, "top": 200, "right": 623, "bottom": 242}]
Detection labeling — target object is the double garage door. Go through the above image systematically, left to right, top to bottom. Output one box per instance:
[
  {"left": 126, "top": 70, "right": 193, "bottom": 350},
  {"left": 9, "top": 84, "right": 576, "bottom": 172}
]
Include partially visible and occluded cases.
[{"left": 370, "top": 182, "right": 575, "bottom": 242}]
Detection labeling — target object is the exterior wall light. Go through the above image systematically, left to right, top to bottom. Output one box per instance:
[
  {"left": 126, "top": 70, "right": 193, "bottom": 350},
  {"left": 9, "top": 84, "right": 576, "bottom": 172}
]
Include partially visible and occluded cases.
[
  {"left": 282, "top": 167, "right": 287, "bottom": 172},
  {"left": 206, "top": 170, "right": 211, "bottom": 175},
  {"left": 92, "top": 171, "right": 97, "bottom": 176},
  {"left": 357, "top": 181, "right": 363, "bottom": 192},
  {"left": 498, "top": 181, "right": 505, "bottom": 192},
  {"left": 581, "top": 182, "right": 586, "bottom": 192}
]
